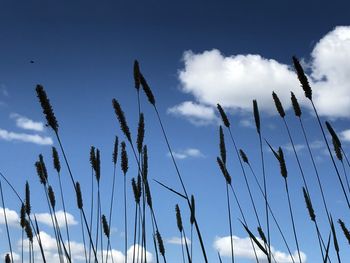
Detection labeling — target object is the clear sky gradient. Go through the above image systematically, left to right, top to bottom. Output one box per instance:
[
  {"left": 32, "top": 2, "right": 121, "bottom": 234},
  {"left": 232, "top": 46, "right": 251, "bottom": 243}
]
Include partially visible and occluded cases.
[{"left": 1, "top": 1, "right": 350, "bottom": 262}]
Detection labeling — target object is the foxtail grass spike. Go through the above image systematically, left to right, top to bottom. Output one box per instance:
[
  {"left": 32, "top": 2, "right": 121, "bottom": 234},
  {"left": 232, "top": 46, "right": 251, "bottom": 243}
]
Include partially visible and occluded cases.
[
  {"left": 292, "top": 56, "right": 312, "bottom": 100},
  {"left": 134, "top": 60, "right": 141, "bottom": 90},
  {"left": 140, "top": 73, "right": 156, "bottom": 105},
  {"left": 36, "top": 84, "right": 59, "bottom": 132},
  {"left": 272, "top": 92, "right": 285, "bottom": 118},
  {"left": 290, "top": 92, "right": 302, "bottom": 117},
  {"left": 112, "top": 99, "right": 132, "bottom": 142},
  {"left": 253, "top": 99, "right": 260, "bottom": 134},
  {"left": 217, "top": 104, "right": 230, "bottom": 127},
  {"left": 137, "top": 113, "right": 145, "bottom": 153},
  {"left": 326, "top": 121, "right": 342, "bottom": 148},
  {"left": 219, "top": 126, "right": 226, "bottom": 164},
  {"left": 113, "top": 136, "right": 119, "bottom": 165},
  {"left": 332, "top": 137, "right": 343, "bottom": 161},
  {"left": 121, "top": 141, "right": 129, "bottom": 175},
  {"left": 143, "top": 145, "right": 148, "bottom": 180},
  {"left": 90, "top": 146, "right": 96, "bottom": 169},
  {"left": 52, "top": 147, "right": 61, "bottom": 173},
  {"left": 278, "top": 147, "right": 288, "bottom": 178},
  {"left": 95, "top": 149, "right": 101, "bottom": 182},
  {"left": 239, "top": 149, "right": 249, "bottom": 164},
  {"left": 217, "top": 157, "right": 231, "bottom": 185},
  {"left": 35, "top": 161, "right": 46, "bottom": 185},
  {"left": 137, "top": 174, "right": 142, "bottom": 200},
  {"left": 132, "top": 178, "right": 140, "bottom": 204},
  {"left": 145, "top": 180, "right": 153, "bottom": 209},
  {"left": 25, "top": 181, "right": 31, "bottom": 215},
  {"left": 75, "top": 182, "right": 83, "bottom": 209},
  {"left": 48, "top": 186, "right": 56, "bottom": 209},
  {"left": 302, "top": 187, "right": 315, "bottom": 222},
  {"left": 190, "top": 195, "right": 195, "bottom": 225},
  {"left": 20, "top": 203, "right": 26, "bottom": 228},
  {"left": 175, "top": 204, "right": 183, "bottom": 232},
  {"left": 102, "top": 214, "right": 110, "bottom": 238},
  {"left": 330, "top": 217, "right": 339, "bottom": 253},
  {"left": 24, "top": 219, "right": 33, "bottom": 243},
  {"left": 338, "top": 219, "right": 350, "bottom": 244},
  {"left": 257, "top": 227, "right": 267, "bottom": 244},
  {"left": 156, "top": 230, "right": 165, "bottom": 257},
  {"left": 5, "top": 254, "right": 10, "bottom": 263}
]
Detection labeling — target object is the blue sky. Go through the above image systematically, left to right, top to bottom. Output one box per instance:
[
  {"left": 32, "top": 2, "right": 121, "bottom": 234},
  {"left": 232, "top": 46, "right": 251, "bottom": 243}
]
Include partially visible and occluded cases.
[{"left": 1, "top": 1, "right": 350, "bottom": 262}]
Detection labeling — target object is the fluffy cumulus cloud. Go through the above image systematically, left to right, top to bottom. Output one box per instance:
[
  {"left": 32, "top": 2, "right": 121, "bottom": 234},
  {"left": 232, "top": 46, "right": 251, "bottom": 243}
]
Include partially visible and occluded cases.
[
  {"left": 172, "top": 26, "right": 350, "bottom": 124},
  {"left": 10, "top": 113, "right": 45, "bottom": 132},
  {"left": 0, "top": 128, "right": 53, "bottom": 145},
  {"left": 340, "top": 129, "right": 350, "bottom": 142},
  {"left": 168, "top": 148, "right": 204, "bottom": 160},
  {"left": 0, "top": 207, "right": 19, "bottom": 227},
  {"left": 35, "top": 210, "right": 78, "bottom": 227},
  {"left": 214, "top": 235, "right": 306, "bottom": 263}
]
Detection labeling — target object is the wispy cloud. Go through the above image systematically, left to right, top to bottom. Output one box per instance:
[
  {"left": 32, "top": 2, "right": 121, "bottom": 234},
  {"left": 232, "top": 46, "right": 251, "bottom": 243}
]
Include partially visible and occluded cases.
[
  {"left": 10, "top": 113, "right": 45, "bottom": 132},
  {"left": 0, "top": 128, "right": 53, "bottom": 145},
  {"left": 283, "top": 143, "right": 305, "bottom": 153},
  {"left": 168, "top": 148, "right": 204, "bottom": 160},
  {"left": 214, "top": 235, "right": 306, "bottom": 263},
  {"left": 167, "top": 236, "right": 191, "bottom": 245}
]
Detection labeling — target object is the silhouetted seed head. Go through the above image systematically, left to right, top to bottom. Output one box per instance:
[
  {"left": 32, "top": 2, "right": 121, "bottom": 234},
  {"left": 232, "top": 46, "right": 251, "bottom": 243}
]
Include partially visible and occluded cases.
[
  {"left": 292, "top": 56, "right": 312, "bottom": 101},
  {"left": 134, "top": 60, "right": 141, "bottom": 90},
  {"left": 139, "top": 73, "right": 156, "bottom": 105},
  {"left": 36, "top": 84, "right": 59, "bottom": 132},
  {"left": 272, "top": 92, "right": 285, "bottom": 118},
  {"left": 290, "top": 92, "right": 302, "bottom": 117},
  {"left": 112, "top": 99, "right": 132, "bottom": 143},
  {"left": 253, "top": 100, "right": 260, "bottom": 134},
  {"left": 217, "top": 104, "right": 230, "bottom": 128},
  {"left": 137, "top": 113, "right": 145, "bottom": 154},
  {"left": 326, "top": 121, "right": 342, "bottom": 148},
  {"left": 219, "top": 126, "right": 226, "bottom": 164},
  {"left": 113, "top": 136, "right": 119, "bottom": 165},
  {"left": 333, "top": 137, "right": 343, "bottom": 161},
  {"left": 121, "top": 141, "right": 128, "bottom": 175},
  {"left": 143, "top": 145, "right": 148, "bottom": 181},
  {"left": 90, "top": 146, "right": 96, "bottom": 170},
  {"left": 52, "top": 147, "right": 61, "bottom": 173},
  {"left": 278, "top": 147, "right": 287, "bottom": 178},
  {"left": 95, "top": 149, "right": 101, "bottom": 183},
  {"left": 239, "top": 149, "right": 249, "bottom": 164},
  {"left": 217, "top": 157, "right": 231, "bottom": 185},
  {"left": 35, "top": 161, "right": 46, "bottom": 185},
  {"left": 137, "top": 174, "right": 142, "bottom": 200},
  {"left": 132, "top": 178, "right": 140, "bottom": 204},
  {"left": 145, "top": 180, "right": 152, "bottom": 209},
  {"left": 25, "top": 181, "right": 31, "bottom": 215},
  {"left": 75, "top": 182, "right": 83, "bottom": 209},
  {"left": 48, "top": 185, "right": 56, "bottom": 209},
  {"left": 302, "top": 187, "right": 315, "bottom": 222},
  {"left": 190, "top": 195, "right": 195, "bottom": 225},
  {"left": 20, "top": 203, "right": 26, "bottom": 229},
  {"left": 175, "top": 204, "right": 183, "bottom": 232},
  {"left": 102, "top": 214, "right": 110, "bottom": 238},
  {"left": 330, "top": 217, "right": 339, "bottom": 252},
  {"left": 24, "top": 219, "right": 33, "bottom": 242},
  {"left": 338, "top": 219, "right": 350, "bottom": 244},
  {"left": 257, "top": 227, "right": 267, "bottom": 244},
  {"left": 156, "top": 230, "right": 165, "bottom": 256},
  {"left": 5, "top": 253, "right": 10, "bottom": 263}
]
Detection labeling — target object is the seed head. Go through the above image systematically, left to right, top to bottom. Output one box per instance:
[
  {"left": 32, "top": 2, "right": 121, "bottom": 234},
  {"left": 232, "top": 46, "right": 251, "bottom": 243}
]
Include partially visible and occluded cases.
[
  {"left": 292, "top": 56, "right": 312, "bottom": 100},
  {"left": 134, "top": 60, "right": 141, "bottom": 90},
  {"left": 139, "top": 73, "right": 156, "bottom": 105},
  {"left": 36, "top": 84, "right": 59, "bottom": 132},
  {"left": 272, "top": 92, "right": 285, "bottom": 118},
  {"left": 290, "top": 92, "right": 302, "bottom": 117},
  {"left": 112, "top": 99, "right": 132, "bottom": 143},
  {"left": 253, "top": 100, "right": 260, "bottom": 134},
  {"left": 217, "top": 104, "right": 230, "bottom": 128},
  {"left": 137, "top": 113, "right": 145, "bottom": 154},
  {"left": 326, "top": 121, "right": 341, "bottom": 148},
  {"left": 219, "top": 126, "right": 226, "bottom": 164},
  {"left": 113, "top": 136, "right": 119, "bottom": 165},
  {"left": 333, "top": 137, "right": 343, "bottom": 161},
  {"left": 121, "top": 141, "right": 128, "bottom": 175},
  {"left": 142, "top": 145, "right": 148, "bottom": 181},
  {"left": 90, "top": 146, "right": 96, "bottom": 170},
  {"left": 52, "top": 147, "right": 61, "bottom": 173},
  {"left": 277, "top": 147, "right": 287, "bottom": 179},
  {"left": 95, "top": 149, "right": 101, "bottom": 183},
  {"left": 239, "top": 149, "right": 249, "bottom": 164},
  {"left": 217, "top": 157, "right": 231, "bottom": 185},
  {"left": 137, "top": 174, "right": 142, "bottom": 199},
  {"left": 132, "top": 178, "right": 140, "bottom": 204},
  {"left": 145, "top": 180, "right": 152, "bottom": 209},
  {"left": 25, "top": 181, "right": 31, "bottom": 215},
  {"left": 75, "top": 182, "right": 83, "bottom": 209},
  {"left": 48, "top": 185, "right": 56, "bottom": 209},
  {"left": 302, "top": 187, "right": 315, "bottom": 221},
  {"left": 190, "top": 195, "right": 195, "bottom": 225},
  {"left": 20, "top": 203, "right": 26, "bottom": 228},
  {"left": 175, "top": 204, "right": 183, "bottom": 232},
  {"left": 102, "top": 214, "right": 110, "bottom": 238},
  {"left": 330, "top": 217, "right": 339, "bottom": 252},
  {"left": 24, "top": 219, "right": 33, "bottom": 243},
  {"left": 338, "top": 219, "right": 350, "bottom": 244},
  {"left": 257, "top": 227, "right": 267, "bottom": 244},
  {"left": 156, "top": 230, "right": 165, "bottom": 256},
  {"left": 5, "top": 253, "right": 11, "bottom": 263}
]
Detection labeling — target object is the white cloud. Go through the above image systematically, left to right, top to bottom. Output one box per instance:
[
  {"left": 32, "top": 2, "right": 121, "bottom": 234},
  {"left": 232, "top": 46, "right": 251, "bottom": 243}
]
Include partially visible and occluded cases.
[
  {"left": 174, "top": 26, "right": 350, "bottom": 124},
  {"left": 167, "top": 101, "right": 218, "bottom": 125},
  {"left": 10, "top": 113, "right": 44, "bottom": 132},
  {"left": 239, "top": 118, "right": 254, "bottom": 128},
  {"left": 0, "top": 128, "right": 53, "bottom": 145},
  {"left": 340, "top": 129, "right": 350, "bottom": 143},
  {"left": 283, "top": 143, "right": 305, "bottom": 153},
  {"left": 168, "top": 148, "right": 204, "bottom": 160},
  {"left": 0, "top": 207, "right": 19, "bottom": 227},
  {"left": 35, "top": 210, "right": 78, "bottom": 228},
  {"left": 214, "top": 235, "right": 306, "bottom": 263},
  {"left": 167, "top": 236, "right": 191, "bottom": 245}
]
